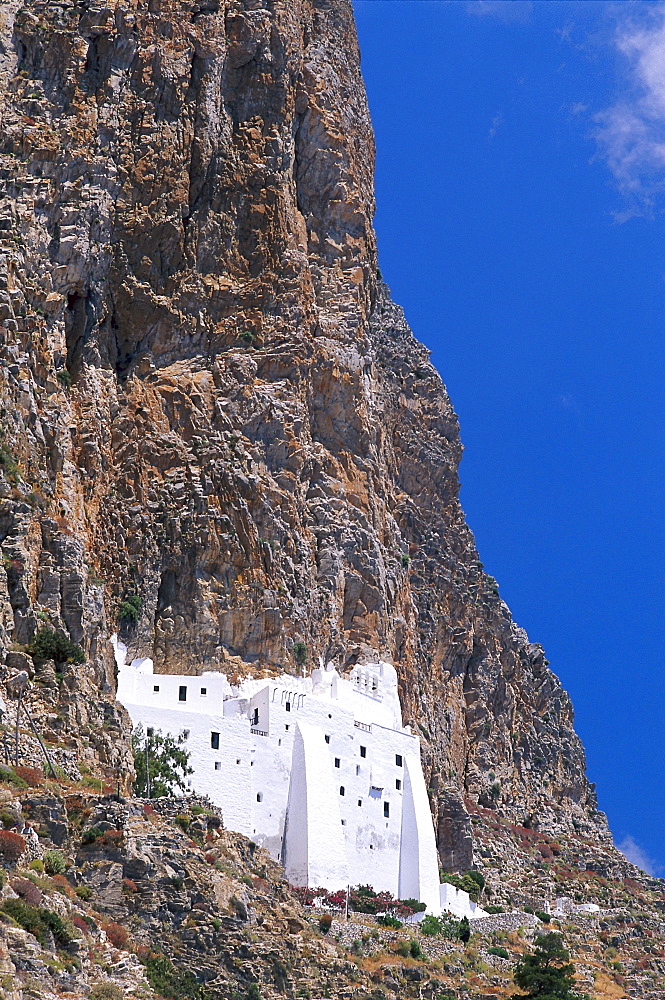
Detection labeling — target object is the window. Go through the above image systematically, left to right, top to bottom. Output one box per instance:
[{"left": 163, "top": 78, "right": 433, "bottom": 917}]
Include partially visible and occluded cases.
[
  {"left": 153, "top": 685, "right": 160, "bottom": 692},
  {"left": 179, "top": 686, "right": 187, "bottom": 702},
  {"left": 200, "top": 687, "right": 207, "bottom": 696},
  {"left": 285, "top": 701, "right": 291, "bottom": 712},
  {"left": 252, "top": 707, "right": 259, "bottom": 726},
  {"left": 285, "top": 724, "right": 289, "bottom": 731},
  {"left": 147, "top": 727, "right": 154, "bottom": 737},
  {"left": 183, "top": 729, "right": 190, "bottom": 740},
  {"left": 211, "top": 732, "right": 220, "bottom": 750},
  {"left": 325, "top": 735, "right": 330, "bottom": 744},
  {"left": 278, "top": 739, "right": 282, "bottom": 747},
  {"left": 360, "top": 746, "right": 366, "bottom": 758},
  {"left": 395, "top": 754, "right": 403, "bottom": 767},
  {"left": 334, "top": 758, "right": 340, "bottom": 768},
  {"left": 236, "top": 759, "right": 241, "bottom": 764},
  {"left": 215, "top": 762, "right": 221, "bottom": 771},
  {"left": 356, "top": 765, "right": 360, "bottom": 776},
  {"left": 396, "top": 779, "right": 401, "bottom": 790},
  {"left": 339, "top": 786, "right": 345, "bottom": 796},
  {"left": 256, "top": 793, "right": 263, "bottom": 802},
  {"left": 357, "top": 799, "right": 362, "bottom": 807},
  {"left": 384, "top": 802, "right": 390, "bottom": 818},
  {"left": 341, "top": 819, "right": 346, "bottom": 826},
  {"left": 369, "top": 844, "right": 374, "bottom": 850}
]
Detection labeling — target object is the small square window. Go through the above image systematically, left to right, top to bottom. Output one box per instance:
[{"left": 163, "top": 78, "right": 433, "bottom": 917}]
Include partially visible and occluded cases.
[
  {"left": 153, "top": 685, "right": 160, "bottom": 692},
  {"left": 179, "top": 685, "right": 187, "bottom": 702},
  {"left": 200, "top": 687, "right": 207, "bottom": 696},
  {"left": 285, "top": 702, "right": 291, "bottom": 712},
  {"left": 285, "top": 724, "right": 289, "bottom": 731},
  {"left": 147, "top": 727, "right": 154, "bottom": 737},
  {"left": 211, "top": 732, "right": 220, "bottom": 750},
  {"left": 325, "top": 735, "right": 330, "bottom": 744},
  {"left": 278, "top": 739, "right": 282, "bottom": 746},
  {"left": 360, "top": 746, "right": 366, "bottom": 758},
  {"left": 395, "top": 754, "right": 403, "bottom": 767},
  {"left": 334, "top": 758, "right": 340, "bottom": 768},
  {"left": 236, "top": 759, "right": 241, "bottom": 765},
  {"left": 215, "top": 762, "right": 221, "bottom": 771},
  {"left": 356, "top": 765, "right": 360, "bottom": 775},
  {"left": 396, "top": 779, "right": 402, "bottom": 790},
  {"left": 339, "top": 786, "right": 345, "bottom": 796},
  {"left": 257, "top": 792, "right": 263, "bottom": 802},
  {"left": 357, "top": 799, "right": 362, "bottom": 807},
  {"left": 384, "top": 802, "right": 390, "bottom": 818},
  {"left": 341, "top": 819, "right": 346, "bottom": 826}
]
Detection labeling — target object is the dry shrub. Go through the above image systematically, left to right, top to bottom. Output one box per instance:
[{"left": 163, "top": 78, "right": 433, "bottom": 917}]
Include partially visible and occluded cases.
[
  {"left": 14, "top": 766, "right": 44, "bottom": 787},
  {"left": 101, "top": 829, "right": 124, "bottom": 847},
  {"left": 0, "top": 830, "right": 26, "bottom": 863},
  {"left": 51, "top": 874, "right": 72, "bottom": 895},
  {"left": 11, "top": 877, "right": 43, "bottom": 906},
  {"left": 121, "top": 878, "right": 138, "bottom": 893},
  {"left": 72, "top": 914, "right": 91, "bottom": 935},
  {"left": 103, "top": 920, "right": 129, "bottom": 950},
  {"left": 90, "top": 985, "right": 123, "bottom": 1000}
]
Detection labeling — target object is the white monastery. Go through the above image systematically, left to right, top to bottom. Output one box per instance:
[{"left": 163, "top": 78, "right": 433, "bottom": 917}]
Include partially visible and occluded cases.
[{"left": 115, "top": 638, "right": 486, "bottom": 919}]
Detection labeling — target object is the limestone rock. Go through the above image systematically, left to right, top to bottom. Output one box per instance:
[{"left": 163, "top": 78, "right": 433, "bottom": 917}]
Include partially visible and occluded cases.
[{"left": 0, "top": 0, "right": 605, "bottom": 859}]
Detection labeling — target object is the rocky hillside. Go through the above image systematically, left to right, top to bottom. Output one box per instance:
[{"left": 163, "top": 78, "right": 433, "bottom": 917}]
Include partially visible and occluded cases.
[
  {"left": 0, "top": 0, "right": 610, "bottom": 872},
  {"left": 0, "top": 780, "right": 663, "bottom": 1000}
]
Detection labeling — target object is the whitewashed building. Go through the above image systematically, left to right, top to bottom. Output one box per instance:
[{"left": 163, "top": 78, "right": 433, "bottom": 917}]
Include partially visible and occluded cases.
[{"left": 115, "top": 638, "right": 484, "bottom": 918}]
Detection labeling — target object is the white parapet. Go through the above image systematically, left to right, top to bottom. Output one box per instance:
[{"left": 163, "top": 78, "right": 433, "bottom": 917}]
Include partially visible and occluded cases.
[
  {"left": 114, "top": 637, "right": 444, "bottom": 911},
  {"left": 439, "top": 882, "right": 488, "bottom": 920}
]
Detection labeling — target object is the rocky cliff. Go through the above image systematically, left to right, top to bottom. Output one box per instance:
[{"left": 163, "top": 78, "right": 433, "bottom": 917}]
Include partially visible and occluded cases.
[{"left": 0, "top": 0, "right": 608, "bottom": 865}]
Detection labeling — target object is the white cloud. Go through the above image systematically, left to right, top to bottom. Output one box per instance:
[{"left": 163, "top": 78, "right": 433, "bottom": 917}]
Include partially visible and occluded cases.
[
  {"left": 595, "top": 9, "right": 665, "bottom": 214},
  {"left": 616, "top": 834, "right": 661, "bottom": 876}
]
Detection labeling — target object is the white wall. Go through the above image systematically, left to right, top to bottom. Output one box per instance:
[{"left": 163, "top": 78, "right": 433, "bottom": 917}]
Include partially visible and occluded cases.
[
  {"left": 114, "top": 638, "right": 447, "bottom": 910},
  {"left": 439, "top": 883, "right": 488, "bottom": 920}
]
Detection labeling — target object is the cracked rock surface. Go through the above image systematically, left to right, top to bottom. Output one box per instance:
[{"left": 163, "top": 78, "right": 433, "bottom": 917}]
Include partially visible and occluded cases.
[{"left": 0, "top": 0, "right": 609, "bottom": 865}]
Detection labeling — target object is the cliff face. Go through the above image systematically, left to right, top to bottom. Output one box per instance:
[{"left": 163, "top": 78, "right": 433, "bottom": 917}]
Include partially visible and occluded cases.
[{"left": 0, "top": 0, "right": 607, "bottom": 857}]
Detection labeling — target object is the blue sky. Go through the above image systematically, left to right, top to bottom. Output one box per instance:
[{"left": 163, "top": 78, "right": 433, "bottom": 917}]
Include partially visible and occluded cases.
[{"left": 353, "top": 0, "right": 665, "bottom": 875}]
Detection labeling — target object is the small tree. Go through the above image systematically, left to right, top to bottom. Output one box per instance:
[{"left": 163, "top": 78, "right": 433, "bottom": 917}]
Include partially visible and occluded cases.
[
  {"left": 118, "top": 594, "right": 141, "bottom": 625},
  {"left": 292, "top": 642, "right": 307, "bottom": 667},
  {"left": 132, "top": 725, "right": 193, "bottom": 798},
  {"left": 512, "top": 932, "right": 586, "bottom": 1000}
]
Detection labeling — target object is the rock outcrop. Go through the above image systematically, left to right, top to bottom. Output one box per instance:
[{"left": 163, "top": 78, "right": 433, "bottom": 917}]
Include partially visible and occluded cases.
[{"left": 0, "top": 0, "right": 607, "bottom": 860}]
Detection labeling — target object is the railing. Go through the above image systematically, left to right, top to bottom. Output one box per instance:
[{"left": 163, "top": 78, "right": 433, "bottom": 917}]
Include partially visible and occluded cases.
[
  {"left": 354, "top": 720, "right": 371, "bottom": 732},
  {"left": 251, "top": 728, "right": 269, "bottom": 737}
]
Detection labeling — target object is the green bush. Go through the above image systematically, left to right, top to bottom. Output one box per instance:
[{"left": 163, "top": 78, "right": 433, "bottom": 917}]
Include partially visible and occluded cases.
[
  {"left": 239, "top": 330, "right": 257, "bottom": 345},
  {"left": 56, "top": 368, "right": 72, "bottom": 389},
  {"left": 0, "top": 446, "right": 20, "bottom": 483},
  {"left": 401, "top": 553, "right": 410, "bottom": 568},
  {"left": 118, "top": 594, "right": 141, "bottom": 625},
  {"left": 28, "top": 627, "right": 84, "bottom": 664},
  {"left": 292, "top": 641, "right": 307, "bottom": 667},
  {"left": 43, "top": 850, "right": 66, "bottom": 875},
  {"left": 28, "top": 859, "right": 44, "bottom": 873},
  {"left": 75, "top": 884, "right": 92, "bottom": 900},
  {"left": 1, "top": 898, "right": 72, "bottom": 946},
  {"left": 484, "top": 905, "right": 504, "bottom": 914},
  {"left": 535, "top": 910, "right": 551, "bottom": 923},
  {"left": 376, "top": 914, "right": 402, "bottom": 929},
  {"left": 420, "top": 914, "right": 444, "bottom": 936},
  {"left": 459, "top": 916, "right": 471, "bottom": 943},
  {"left": 409, "top": 939, "right": 423, "bottom": 960},
  {"left": 396, "top": 940, "right": 410, "bottom": 958},
  {"left": 488, "top": 946, "right": 509, "bottom": 959},
  {"left": 144, "top": 953, "right": 202, "bottom": 999},
  {"left": 247, "top": 985, "right": 261, "bottom": 1000}
]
